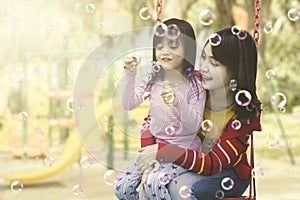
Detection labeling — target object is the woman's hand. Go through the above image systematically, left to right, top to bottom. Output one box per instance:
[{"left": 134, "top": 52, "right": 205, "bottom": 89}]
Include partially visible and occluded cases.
[{"left": 137, "top": 144, "right": 158, "bottom": 173}]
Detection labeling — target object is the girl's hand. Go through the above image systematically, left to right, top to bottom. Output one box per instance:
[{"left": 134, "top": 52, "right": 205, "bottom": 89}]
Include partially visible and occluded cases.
[
  {"left": 124, "top": 56, "right": 139, "bottom": 71},
  {"left": 137, "top": 144, "right": 158, "bottom": 173}
]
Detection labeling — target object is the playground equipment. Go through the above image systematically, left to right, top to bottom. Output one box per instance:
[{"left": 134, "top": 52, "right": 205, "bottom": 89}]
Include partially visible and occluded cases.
[{"left": 5, "top": 99, "right": 113, "bottom": 185}]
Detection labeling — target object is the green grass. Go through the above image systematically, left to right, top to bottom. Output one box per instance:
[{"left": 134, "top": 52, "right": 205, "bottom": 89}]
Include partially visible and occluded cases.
[{"left": 255, "top": 111, "right": 300, "bottom": 162}]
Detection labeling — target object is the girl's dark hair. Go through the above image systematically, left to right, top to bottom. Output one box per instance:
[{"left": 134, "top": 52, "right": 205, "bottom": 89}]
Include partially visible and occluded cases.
[
  {"left": 150, "top": 18, "right": 199, "bottom": 94},
  {"left": 211, "top": 28, "right": 261, "bottom": 121}
]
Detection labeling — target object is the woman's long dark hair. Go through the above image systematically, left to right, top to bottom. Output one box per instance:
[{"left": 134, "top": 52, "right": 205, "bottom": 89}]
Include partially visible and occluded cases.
[
  {"left": 150, "top": 18, "right": 199, "bottom": 95},
  {"left": 210, "top": 28, "right": 261, "bottom": 121}
]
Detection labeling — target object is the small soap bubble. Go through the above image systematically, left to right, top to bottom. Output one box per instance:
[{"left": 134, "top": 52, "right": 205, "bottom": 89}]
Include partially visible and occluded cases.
[
  {"left": 85, "top": 3, "right": 96, "bottom": 14},
  {"left": 139, "top": 7, "right": 152, "bottom": 20},
  {"left": 287, "top": 8, "right": 300, "bottom": 21},
  {"left": 199, "top": 9, "right": 215, "bottom": 26},
  {"left": 97, "top": 21, "right": 105, "bottom": 29},
  {"left": 154, "top": 22, "right": 168, "bottom": 37},
  {"left": 263, "top": 22, "right": 273, "bottom": 34},
  {"left": 166, "top": 24, "right": 181, "bottom": 40},
  {"left": 231, "top": 25, "right": 242, "bottom": 36},
  {"left": 237, "top": 31, "right": 247, "bottom": 40},
  {"left": 109, "top": 32, "right": 116, "bottom": 38},
  {"left": 209, "top": 33, "right": 222, "bottom": 46},
  {"left": 152, "top": 61, "right": 162, "bottom": 73},
  {"left": 33, "top": 66, "right": 45, "bottom": 78},
  {"left": 265, "top": 69, "right": 276, "bottom": 80},
  {"left": 229, "top": 79, "right": 238, "bottom": 92},
  {"left": 235, "top": 90, "right": 252, "bottom": 107},
  {"left": 271, "top": 92, "right": 287, "bottom": 108},
  {"left": 66, "top": 96, "right": 83, "bottom": 113},
  {"left": 262, "top": 104, "right": 270, "bottom": 113},
  {"left": 279, "top": 107, "right": 286, "bottom": 113},
  {"left": 18, "top": 111, "right": 28, "bottom": 121},
  {"left": 231, "top": 119, "right": 241, "bottom": 130},
  {"left": 201, "top": 120, "right": 214, "bottom": 133},
  {"left": 165, "top": 126, "right": 176, "bottom": 136},
  {"left": 34, "top": 128, "right": 45, "bottom": 136},
  {"left": 266, "top": 133, "right": 280, "bottom": 147},
  {"left": 44, "top": 155, "right": 56, "bottom": 166},
  {"left": 80, "top": 156, "right": 94, "bottom": 168},
  {"left": 252, "top": 166, "right": 264, "bottom": 179},
  {"left": 104, "top": 170, "right": 119, "bottom": 186},
  {"left": 158, "top": 173, "right": 171, "bottom": 185},
  {"left": 221, "top": 177, "right": 234, "bottom": 190},
  {"left": 10, "top": 180, "right": 24, "bottom": 193},
  {"left": 72, "top": 184, "right": 84, "bottom": 195},
  {"left": 179, "top": 185, "right": 194, "bottom": 198},
  {"left": 215, "top": 189, "right": 225, "bottom": 199}
]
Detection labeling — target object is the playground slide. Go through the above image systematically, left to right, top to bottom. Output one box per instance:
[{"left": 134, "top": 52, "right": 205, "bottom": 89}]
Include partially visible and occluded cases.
[{"left": 5, "top": 99, "right": 113, "bottom": 185}]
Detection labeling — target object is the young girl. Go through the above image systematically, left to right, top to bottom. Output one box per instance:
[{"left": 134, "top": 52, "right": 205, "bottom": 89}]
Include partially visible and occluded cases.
[{"left": 114, "top": 18, "right": 206, "bottom": 200}]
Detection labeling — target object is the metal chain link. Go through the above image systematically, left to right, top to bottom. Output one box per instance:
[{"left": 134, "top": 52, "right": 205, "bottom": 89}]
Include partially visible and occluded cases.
[
  {"left": 155, "top": 0, "right": 163, "bottom": 24},
  {"left": 253, "top": 0, "right": 261, "bottom": 48}
]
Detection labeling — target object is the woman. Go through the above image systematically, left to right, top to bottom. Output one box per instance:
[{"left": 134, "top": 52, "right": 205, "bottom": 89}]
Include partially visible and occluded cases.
[{"left": 137, "top": 27, "right": 262, "bottom": 200}]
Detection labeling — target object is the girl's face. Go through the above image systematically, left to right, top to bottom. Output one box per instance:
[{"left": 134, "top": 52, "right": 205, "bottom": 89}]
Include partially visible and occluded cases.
[
  {"left": 155, "top": 38, "right": 184, "bottom": 72},
  {"left": 199, "top": 44, "right": 231, "bottom": 90}
]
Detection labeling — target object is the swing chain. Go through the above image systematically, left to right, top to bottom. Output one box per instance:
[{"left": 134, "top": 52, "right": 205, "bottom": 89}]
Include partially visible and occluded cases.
[
  {"left": 156, "top": 0, "right": 163, "bottom": 24},
  {"left": 253, "top": 0, "right": 261, "bottom": 48}
]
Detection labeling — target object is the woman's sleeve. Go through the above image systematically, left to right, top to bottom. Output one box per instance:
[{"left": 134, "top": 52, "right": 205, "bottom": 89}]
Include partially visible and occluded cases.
[
  {"left": 121, "top": 68, "right": 149, "bottom": 110},
  {"left": 140, "top": 115, "right": 156, "bottom": 148},
  {"left": 156, "top": 134, "right": 249, "bottom": 176}
]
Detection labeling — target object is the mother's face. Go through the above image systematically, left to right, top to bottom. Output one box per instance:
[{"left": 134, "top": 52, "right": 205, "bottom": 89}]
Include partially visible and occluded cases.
[{"left": 199, "top": 44, "right": 231, "bottom": 91}]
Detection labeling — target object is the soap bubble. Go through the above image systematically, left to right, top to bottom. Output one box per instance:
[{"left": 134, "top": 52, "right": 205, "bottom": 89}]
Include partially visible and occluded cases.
[
  {"left": 85, "top": 3, "right": 96, "bottom": 14},
  {"left": 139, "top": 7, "right": 152, "bottom": 20},
  {"left": 287, "top": 8, "right": 300, "bottom": 21},
  {"left": 199, "top": 9, "right": 215, "bottom": 26},
  {"left": 263, "top": 22, "right": 273, "bottom": 34},
  {"left": 209, "top": 33, "right": 222, "bottom": 46},
  {"left": 235, "top": 90, "right": 252, "bottom": 106},
  {"left": 271, "top": 92, "right": 287, "bottom": 108},
  {"left": 104, "top": 170, "right": 119, "bottom": 186},
  {"left": 221, "top": 177, "right": 234, "bottom": 190},
  {"left": 10, "top": 180, "right": 24, "bottom": 193},
  {"left": 72, "top": 184, "right": 84, "bottom": 195},
  {"left": 179, "top": 185, "right": 194, "bottom": 198}
]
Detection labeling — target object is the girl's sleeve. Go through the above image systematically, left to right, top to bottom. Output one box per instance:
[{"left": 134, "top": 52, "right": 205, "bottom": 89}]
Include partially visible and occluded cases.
[
  {"left": 121, "top": 68, "right": 150, "bottom": 110},
  {"left": 174, "top": 79, "right": 206, "bottom": 133},
  {"left": 156, "top": 135, "right": 249, "bottom": 175}
]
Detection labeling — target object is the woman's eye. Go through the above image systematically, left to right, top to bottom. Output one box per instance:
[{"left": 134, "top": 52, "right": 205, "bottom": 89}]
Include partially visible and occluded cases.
[{"left": 210, "top": 59, "right": 217, "bottom": 65}]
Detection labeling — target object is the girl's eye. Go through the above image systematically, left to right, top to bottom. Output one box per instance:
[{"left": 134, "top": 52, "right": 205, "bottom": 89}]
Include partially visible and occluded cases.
[{"left": 156, "top": 43, "right": 163, "bottom": 50}]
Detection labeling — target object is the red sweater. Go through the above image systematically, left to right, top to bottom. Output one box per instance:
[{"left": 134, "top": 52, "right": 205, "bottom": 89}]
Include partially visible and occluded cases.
[{"left": 140, "top": 114, "right": 261, "bottom": 179}]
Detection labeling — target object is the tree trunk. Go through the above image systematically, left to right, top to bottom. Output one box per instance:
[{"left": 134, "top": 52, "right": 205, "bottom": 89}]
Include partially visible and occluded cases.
[{"left": 214, "top": 0, "right": 235, "bottom": 28}]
